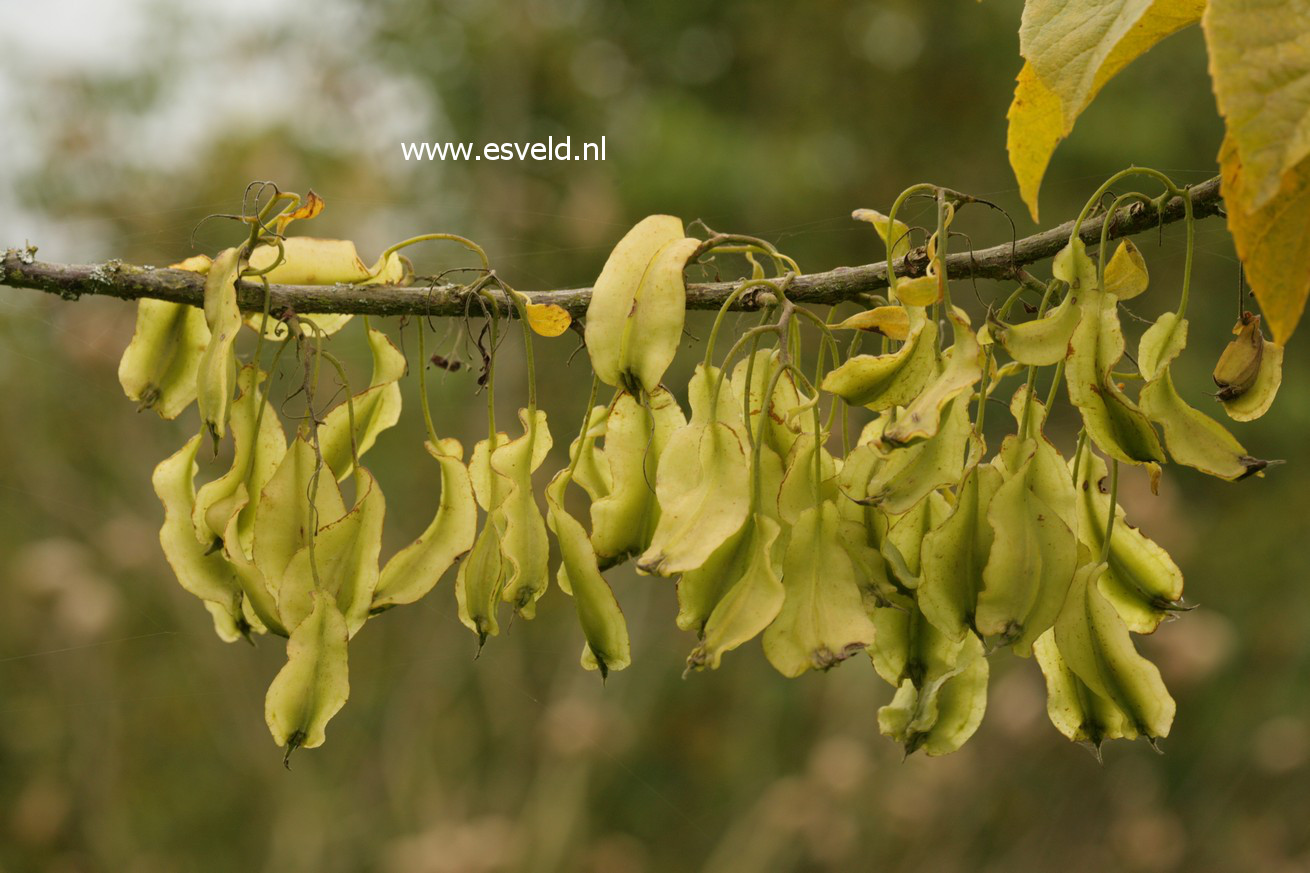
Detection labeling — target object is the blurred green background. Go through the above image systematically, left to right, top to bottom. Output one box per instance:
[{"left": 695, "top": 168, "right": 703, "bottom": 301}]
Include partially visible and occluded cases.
[{"left": 2, "top": 1, "right": 1309, "bottom": 871}]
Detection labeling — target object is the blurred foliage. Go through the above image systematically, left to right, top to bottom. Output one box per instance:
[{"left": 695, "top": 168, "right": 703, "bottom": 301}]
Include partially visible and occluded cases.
[{"left": 2, "top": 1, "right": 1309, "bottom": 871}]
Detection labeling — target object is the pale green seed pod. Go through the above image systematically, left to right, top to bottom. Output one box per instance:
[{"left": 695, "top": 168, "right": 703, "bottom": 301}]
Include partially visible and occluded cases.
[
  {"left": 585, "top": 216, "right": 698, "bottom": 393},
  {"left": 1056, "top": 239, "right": 1164, "bottom": 466},
  {"left": 196, "top": 247, "right": 245, "bottom": 447},
  {"left": 991, "top": 287, "right": 1079, "bottom": 366},
  {"left": 118, "top": 298, "right": 210, "bottom": 419},
  {"left": 882, "top": 306, "right": 984, "bottom": 447},
  {"left": 821, "top": 313, "right": 939, "bottom": 410},
  {"left": 319, "top": 327, "right": 407, "bottom": 482},
  {"left": 193, "top": 365, "right": 286, "bottom": 555},
  {"left": 640, "top": 365, "right": 752, "bottom": 576},
  {"left": 590, "top": 388, "right": 685, "bottom": 563},
  {"left": 152, "top": 434, "right": 245, "bottom": 639},
  {"left": 253, "top": 436, "right": 348, "bottom": 592},
  {"left": 372, "top": 438, "right": 477, "bottom": 612},
  {"left": 918, "top": 463, "right": 1002, "bottom": 642},
  {"left": 278, "top": 468, "right": 385, "bottom": 638},
  {"left": 545, "top": 471, "right": 631, "bottom": 678},
  {"left": 763, "top": 502, "right": 875, "bottom": 677},
  {"left": 1052, "top": 557, "right": 1175, "bottom": 741},
  {"left": 265, "top": 592, "right": 350, "bottom": 761},
  {"left": 877, "top": 634, "right": 988, "bottom": 757}
]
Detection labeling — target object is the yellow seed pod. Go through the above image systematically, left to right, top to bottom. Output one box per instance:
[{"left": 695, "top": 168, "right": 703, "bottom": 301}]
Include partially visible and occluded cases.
[
  {"left": 853, "top": 207, "right": 912, "bottom": 260},
  {"left": 585, "top": 216, "right": 698, "bottom": 392},
  {"left": 1056, "top": 239, "right": 1164, "bottom": 465},
  {"left": 1103, "top": 239, "right": 1149, "bottom": 300},
  {"left": 196, "top": 247, "right": 245, "bottom": 446},
  {"left": 991, "top": 289, "right": 1079, "bottom": 367},
  {"left": 118, "top": 299, "right": 211, "bottom": 419},
  {"left": 831, "top": 305, "right": 911, "bottom": 340},
  {"left": 882, "top": 307, "right": 984, "bottom": 447},
  {"left": 1212, "top": 311, "right": 1264, "bottom": 400},
  {"left": 821, "top": 314, "right": 938, "bottom": 410},
  {"left": 319, "top": 327, "right": 407, "bottom": 481},
  {"left": 639, "top": 364, "right": 751, "bottom": 576},
  {"left": 192, "top": 365, "right": 287, "bottom": 555},
  {"left": 590, "top": 387, "right": 685, "bottom": 563},
  {"left": 492, "top": 409, "right": 553, "bottom": 619},
  {"left": 152, "top": 434, "right": 245, "bottom": 638},
  {"left": 252, "top": 436, "right": 348, "bottom": 589},
  {"left": 372, "top": 439, "right": 477, "bottom": 612},
  {"left": 917, "top": 464, "right": 1002, "bottom": 642},
  {"left": 277, "top": 468, "right": 385, "bottom": 638},
  {"left": 545, "top": 470, "right": 631, "bottom": 678},
  {"left": 763, "top": 502, "right": 876, "bottom": 678},
  {"left": 685, "top": 513, "right": 785, "bottom": 673},
  {"left": 1052, "top": 557, "right": 1175, "bottom": 742},
  {"left": 264, "top": 592, "right": 350, "bottom": 759},
  {"left": 1033, "top": 629, "right": 1136, "bottom": 748},
  {"left": 877, "top": 634, "right": 988, "bottom": 757}
]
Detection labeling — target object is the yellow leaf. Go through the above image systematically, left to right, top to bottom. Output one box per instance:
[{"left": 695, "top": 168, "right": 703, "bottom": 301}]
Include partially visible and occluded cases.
[
  {"left": 1009, "top": 0, "right": 1205, "bottom": 220},
  {"left": 1204, "top": 0, "right": 1310, "bottom": 213},
  {"left": 1007, "top": 63, "right": 1066, "bottom": 223},
  {"left": 1220, "top": 135, "right": 1310, "bottom": 344},
  {"left": 274, "top": 190, "right": 325, "bottom": 234},
  {"left": 852, "top": 209, "right": 912, "bottom": 261},
  {"left": 525, "top": 302, "right": 572, "bottom": 337},
  {"left": 831, "top": 305, "right": 911, "bottom": 340}
]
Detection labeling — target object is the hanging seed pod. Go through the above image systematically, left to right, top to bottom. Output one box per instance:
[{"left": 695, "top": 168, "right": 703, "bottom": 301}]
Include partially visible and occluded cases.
[
  {"left": 585, "top": 216, "right": 699, "bottom": 393},
  {"left": 244, "top": 237, "right": 410, "bottom": 340},
  {"left": 1057, "top": 239, "right": 1164, "bottom": 465},
  {"left": 1101, "top": 239, "right": 1149, "bottom": 300},
  {"left": 196, "top": 247, "right": 245, "bottom": 446},
  {"left": 990, "top": 285, "right": 1079, "bottom": 366},
  {"left": 118, "top": 299, "right": 210, "bottom": 419},
  {"left": 831, "top": 305, "right": 912, "bottom": 341},
  {"left": 882, "top": 307, "right": 984, "bottom": 447},
  {"left": 1139, "top": 312, "right": 1268, "bottom": 480},
  {"left": 821, "top": 313, "right": 939, "bottom": 410},
  {"left": 1214, "top": 313, "right": 1284, "bottom": 421},
  {"left": 319, "top": 327, "right": 407, "bottom": 481},
  {"left": 732, "top": 350, "right": 805, "bottom": 458},
  {"left": 192, "top": 365, "right": 286, "bottom": 554},
  {"left": 640, "top": 365, "right": 751, "bottom": 576},
  {"left": 590, "top": 388, "right": 685, "bottom": 564},
  {"left": 861, "top": 397, "right": 972, "bottom": 515},
  {"left": 566, "top": 404, "right": 613, "bottom": 502},
  {"left": 458, "top": 409, "right": 551, "bottom": 639},
  {"left": 492, "top": 410, "right": 553, "bottom": 619},
  {"left": 152, "top": 434, "right": 246, "bottom": 639},
  {"left": 253, "top": 436, "right": 348, "bottom": 590},
  {"left": 372, "top": 438, "right": 477, "bottom": 612},
  {"left": 974, "top": 438, "right": 1078, "bottom": 655},
  {"left": 676, "top": 446, "right": 785, "bottom": 633},
  {"left": 1072, "top": 448, "right": 1184, "bottom": 634},
  {"left": 917, "top": 463, "right": 1003, "bottom": 642},
  {"left": 277, "top": 468, "right": 385, "bottom": 638},
  {"left": 545, "top": 470, "right": 631, "bottom": 678},
  {"left": 763, "top": 502, "right": 876, "bottom": 677},
  {"left": 684, "top": 513, "right": 786, "bottom": 672},
  {"left": 1051, "top": 555, "right": 1175, "bottom": 742},
  {"left": 264, "top": 591, "right": 350, "bottom": 762},
  {"left": 1033, "top": 629, "right": 1137, "bottom": 749},
  {"left": 878, "top": 634, "right": 988, "bottom": 757}
]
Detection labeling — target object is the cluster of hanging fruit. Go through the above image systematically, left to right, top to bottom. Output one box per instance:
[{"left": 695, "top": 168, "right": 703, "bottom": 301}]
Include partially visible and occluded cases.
[{"left": 116, "top": 174, "right": 1281, "bottom": 762}]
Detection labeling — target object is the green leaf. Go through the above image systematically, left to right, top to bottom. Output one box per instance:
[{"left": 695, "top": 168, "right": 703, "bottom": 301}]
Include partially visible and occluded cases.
[{"left": 1009, "top": 0, "right": 1204, "bottom": 219}]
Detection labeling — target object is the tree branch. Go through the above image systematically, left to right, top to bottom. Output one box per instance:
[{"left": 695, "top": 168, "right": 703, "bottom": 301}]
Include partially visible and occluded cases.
[{"left": 1, "top": 177, "right": 1223, "bottom": 318}]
